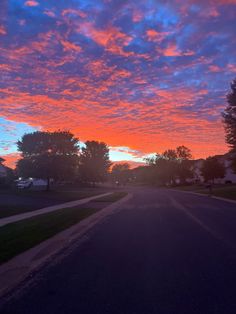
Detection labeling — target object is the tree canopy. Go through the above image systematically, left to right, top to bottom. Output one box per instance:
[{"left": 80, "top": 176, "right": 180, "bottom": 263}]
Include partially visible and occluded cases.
[
  {"left": 223, "top": 78, "right": 236, "bottom": 172},
  {"left": 223, "top": 78, "right": 236, "bottom": 149},
  {"left": 17, "top": 131, "right": 80, "bottom": 189},
  {"left": 79, "top": 141, "right": 111, "bottom": 185},
  {"left": 176, "top": 145, "right": 192, "bottom": 160},
  {"left": 145, "top": 146, "right": 193, "bottom": 186},
  {"left": 201, "top": 156, "right": 225, "bottom": 183},
  {"left": 111, "top": 163, "right": 130, "bottom": 185}
]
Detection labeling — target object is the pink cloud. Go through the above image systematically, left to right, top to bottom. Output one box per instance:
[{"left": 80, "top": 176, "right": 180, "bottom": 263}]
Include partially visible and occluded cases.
[
  {"left": 24, "top": 1, "right": 39, "bottom": 7},
  {"left": 62, "top": 9, "right": 87, "bottom": 19},
  {"left": 44, "top": 10, "right": 56, "bottom": 18},
  {"left": 132, "top": 10, "right": 144, "bottom": 22},
  {"left": 78, "top": 22, "right": 133, "bottom": 57},
  {"left": 0, "top": 25, "right": 6, "bottom": 35},
  {"left": 146, "top": 29, "right": 169, "bottom": 43},
  {"left": 60, "top": 40, "right": 82, "bottom": 53},
  {"left": 162, "top": 43, "right": 194, "bottom": 57},
  {"left": 227, "top": 64, "right": 236, "bottom": 72},
  {"left": 209, "top": 65, "right": 221, "bottom": 72}
]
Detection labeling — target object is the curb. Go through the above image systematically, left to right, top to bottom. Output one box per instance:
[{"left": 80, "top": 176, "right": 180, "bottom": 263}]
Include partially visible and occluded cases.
[
  {"left": 170, "top": 188, "right": 236, "bottom": 205},
  {"left": 0, "top": 192, "right": 113, "bottom": 227},
  {"left": 0, "top": 193, "right": 133, "bottom": 299}
]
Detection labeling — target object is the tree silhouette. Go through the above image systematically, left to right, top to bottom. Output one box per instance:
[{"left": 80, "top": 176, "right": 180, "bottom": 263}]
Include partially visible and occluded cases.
[
  {"left": 223, "top": 78, "right": 236, "bottom": 172},
  {"left": 17, "top": 131, "right": 79, "bottom": 190},
  {"left": 79, "top": 141, "right": 111, "bottom": 185},
  {"left": 145, "top": 146, "right": 193, "bottom": 186},
  {"left": 176, "top": 146, "right": 192, "bottom": 160},
  {"left": 176, "top": 146, "right": 193, "bottom": 184},
  {"left": 163, "top": 149, "right": 178, "bottom": 161},
  {"left": 201, "top": 156, "right": 225, "bottom": 183},
  {"left": 111, "top": 163, "right": 130, "bottom": 185}
]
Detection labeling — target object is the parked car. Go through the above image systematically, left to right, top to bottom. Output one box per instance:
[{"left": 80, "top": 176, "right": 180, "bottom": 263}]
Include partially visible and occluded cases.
[
  {"left": 15, "top": 178, "right": 48, "bottom": 189},
  {"left": 16, "top": 178, "right": 32, "bottom": 189}
]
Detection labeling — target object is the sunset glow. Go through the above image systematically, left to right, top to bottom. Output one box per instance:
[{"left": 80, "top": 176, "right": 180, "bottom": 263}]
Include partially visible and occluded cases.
[{"left": 1, "top": 0, "right": 236, "bottom": 167}]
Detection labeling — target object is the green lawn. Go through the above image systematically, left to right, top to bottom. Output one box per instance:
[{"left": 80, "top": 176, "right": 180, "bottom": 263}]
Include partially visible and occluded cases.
[
  {"left": 172, "top": 185, "right": 205, "bottom": 192},
  {"left": 173, "top": 185, "right": 236, "bottom": 201},
  {"left": 199, "top": 185, "right": 236, "bottom": 200},
  {"left": 0, "top": 189, "right": 110, "bottom": 219},
  {"left": 0, "top": 189, "right": 107, "bottom": 202},
  {"left": 0, "top": 192, "right": 127, "bottom": 264},
  {"left": 0, "top": 205, "right": 42, "bottom": 219}
]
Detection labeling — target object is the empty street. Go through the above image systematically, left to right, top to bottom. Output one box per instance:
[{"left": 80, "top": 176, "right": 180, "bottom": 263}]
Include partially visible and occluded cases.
[{"left": 1, "top": 187, "right": 236, "bottom": 314}]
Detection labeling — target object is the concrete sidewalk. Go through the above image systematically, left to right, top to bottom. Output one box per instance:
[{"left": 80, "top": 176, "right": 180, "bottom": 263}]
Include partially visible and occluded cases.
[{"left": 0, "top": 192, "right": 113, "bottom": 227}]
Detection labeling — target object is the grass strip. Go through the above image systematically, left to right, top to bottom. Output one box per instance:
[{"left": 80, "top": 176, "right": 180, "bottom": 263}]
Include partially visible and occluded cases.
[
  {"left": 173, "top": 185, "right": 236, "bottom": 201},
  {"left": 197, "top": 186, "right": 236, "bottom": 201},
  {"left": 0, "top": 190, "right": 107, "bottom": 219},
  {"left": 0, "top": 192, "right": 127, "bottom": 264},
  {"left": 92, "top": 192, "right": 127, "bottom": 202}
]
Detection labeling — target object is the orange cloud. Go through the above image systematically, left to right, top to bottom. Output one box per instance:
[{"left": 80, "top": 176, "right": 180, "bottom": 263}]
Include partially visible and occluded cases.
[
  {"left": 1, "top": 0, "right": 233, "bottom": 164},
  {"left": 24, "top": 1, "right": 39, "bottom": 7},
  {"left": 78, "top": 22, "right": 133, "bottom": 56},
  {"left": 146, "top": 29, "right": 168, "bottom": 43},
  {"left": 60, "top": 40, "right": 82, "bottom": 53},
  {"left": 162, "top": 43, "right": 194, "bottom": 57},
  {"left": 0, "top": 83, "right": 227, "bottom": 161},
  {"left": 1, "top": 153, "right": 20, "bottom": 169}
]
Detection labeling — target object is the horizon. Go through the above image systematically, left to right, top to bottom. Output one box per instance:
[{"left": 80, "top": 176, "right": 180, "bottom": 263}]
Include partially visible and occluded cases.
[{"left": 1, "top": 0, "right": 236, "bottom": 168}]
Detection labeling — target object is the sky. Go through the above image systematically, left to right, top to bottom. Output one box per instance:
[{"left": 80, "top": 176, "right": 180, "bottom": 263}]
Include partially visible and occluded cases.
[{"left": 0, "top": 0, "right": 236, "bottom": 168}]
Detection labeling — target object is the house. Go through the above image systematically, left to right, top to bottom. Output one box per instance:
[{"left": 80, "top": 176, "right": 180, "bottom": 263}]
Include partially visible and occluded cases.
[
  {"left": 192, "top": 152, "right": 236, "bottom": 184},
  {"left": 216, "top": 152, "right": 236, "bottom": 184}
]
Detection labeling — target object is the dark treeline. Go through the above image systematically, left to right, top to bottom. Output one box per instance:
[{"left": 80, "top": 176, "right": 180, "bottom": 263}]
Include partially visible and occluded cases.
[{"left": 16, "top": 131, "right": 111, "bottom": 190}]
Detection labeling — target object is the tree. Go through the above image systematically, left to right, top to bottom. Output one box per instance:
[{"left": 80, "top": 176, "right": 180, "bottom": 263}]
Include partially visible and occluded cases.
[
  {"left": 223, "top": 78, "right": 236, "bottom": 172},
  {"left": 17, "top": 131, "right": 79, "bottom": 190},
  {"left": 79, "top": 141, "right": 111, "bottom": 185},
  {"left": 145, "top": 146, "right": 193, "bottom": 186},
  {"left": 176, "top": 146, "right": 192, "bottom": 160},
  {"left": 176, "top": 146, "right": 193, "bottom": 184},
  {"left": 163, "top": 149, "right": 177, "bottom": 161},
  {"left": 146, "top": 153, "right": 177, "bottom": 186},
  {"left": 201, "top": 156, "right": 225, "bottom": 183},
  {"left": 111, "top": 163, "right": 130, "bottom": 185}
]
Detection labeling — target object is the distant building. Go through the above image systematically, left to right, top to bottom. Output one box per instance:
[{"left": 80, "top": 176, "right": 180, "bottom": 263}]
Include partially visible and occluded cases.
[
  {"left": 193, "top": 152, "right": 236, "bottom": 184},
  {"left": 216, "top": 153, "right": 236, "bottom": 184}
]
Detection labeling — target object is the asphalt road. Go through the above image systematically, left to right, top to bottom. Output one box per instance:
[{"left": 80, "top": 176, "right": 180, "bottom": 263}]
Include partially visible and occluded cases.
[{"left": 1, "top": 187, "right": 236, "bottom": 314}]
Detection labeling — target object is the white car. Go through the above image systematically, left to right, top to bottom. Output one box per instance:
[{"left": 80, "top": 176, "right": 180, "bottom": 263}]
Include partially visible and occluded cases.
[
  {"left": 16, "top": 178, "right": 33, "bottom": 189},
  {"left": 16, "top": 178, "right": 48, "bottom": 189}
]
